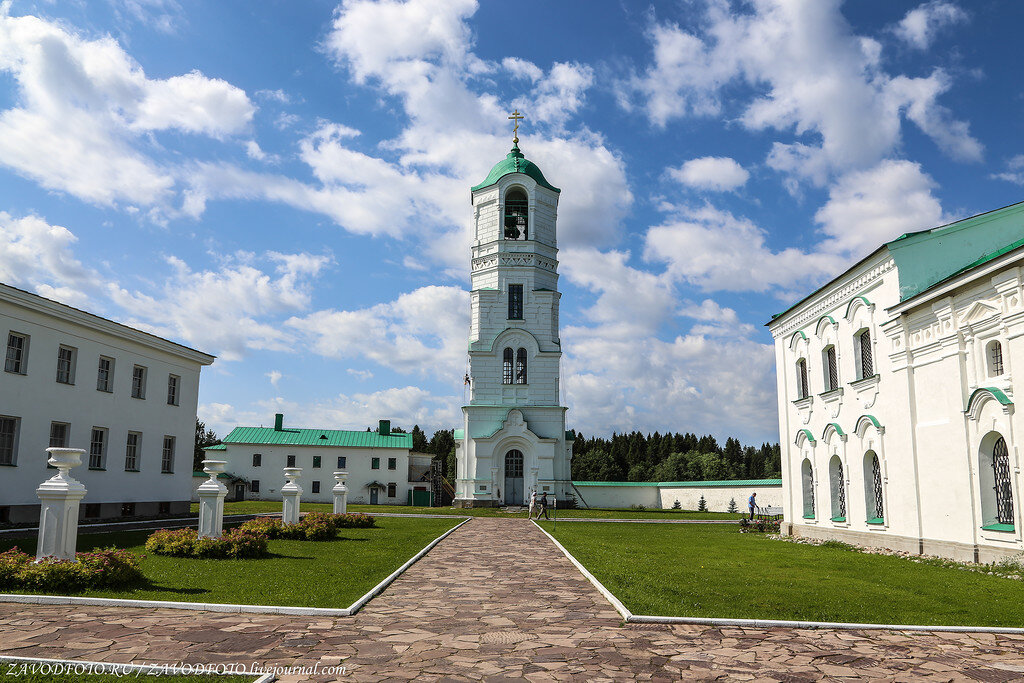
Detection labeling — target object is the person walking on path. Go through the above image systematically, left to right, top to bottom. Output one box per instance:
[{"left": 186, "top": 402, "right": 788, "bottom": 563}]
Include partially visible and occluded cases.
[
  {"left": 528, "top": 490, "right": 537, "bottom": 519},
  {"left": 536, "top": 492, "right": 550, "bottom": 520},
  {"left": 748, "top": 492, "right": 757, "bottom": 520}
]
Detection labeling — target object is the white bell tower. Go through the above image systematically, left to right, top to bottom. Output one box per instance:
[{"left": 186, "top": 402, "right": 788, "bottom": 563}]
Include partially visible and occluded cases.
[{"left": 454, "top": 113, "right": 572, "bottom": 507}]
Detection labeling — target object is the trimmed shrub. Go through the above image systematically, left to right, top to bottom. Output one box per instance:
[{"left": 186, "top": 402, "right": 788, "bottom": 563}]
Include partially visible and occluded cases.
[
  {"left": 697, "top": 495, "right": 708, "bottom": 512},
  {"left": 727, "top": 498, "right": 738, "bottom": 513},
  {"left": 671, "top": 499, "right": 681, "bottom": 510},
  {"left": 237, "top": 512, "right": 376, "bottom": 541},
  {"left": 144, "top": 528, "right": 268, "bottom": 559},
  {"left": 0, "top": 546, "right": 143, "bottom": 592}
]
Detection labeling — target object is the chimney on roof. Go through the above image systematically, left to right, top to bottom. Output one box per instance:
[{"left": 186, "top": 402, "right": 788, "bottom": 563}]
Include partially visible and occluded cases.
[
  {"left": 274, "top": 413, "right": 284, "bottom": 431},
  {"left": 378, "top": 419, "right": 391, "bottom": 436}
]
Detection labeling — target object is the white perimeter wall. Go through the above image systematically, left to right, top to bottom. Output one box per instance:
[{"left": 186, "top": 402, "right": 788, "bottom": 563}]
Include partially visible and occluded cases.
[{"left": 572, "top": 483, "right": 782, "bottom": 512}]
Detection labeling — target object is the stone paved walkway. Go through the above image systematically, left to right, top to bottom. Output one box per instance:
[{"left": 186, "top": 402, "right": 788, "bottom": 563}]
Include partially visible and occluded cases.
[{"left": 3, "top": 518, "right": 1024, "bottom": 681}]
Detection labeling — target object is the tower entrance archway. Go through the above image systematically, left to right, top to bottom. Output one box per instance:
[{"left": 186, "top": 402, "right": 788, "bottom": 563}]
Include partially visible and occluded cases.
[{"left": 504, "top": 449, "right": 524, "bottom": 505}]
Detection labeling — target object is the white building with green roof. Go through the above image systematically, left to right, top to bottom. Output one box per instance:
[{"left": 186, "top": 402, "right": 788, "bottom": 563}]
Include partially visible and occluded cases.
[
  {"left": 454, "top": 135, "right": 572, "bottom": 506},
  {"left": 768, "top": 200, "right": 1024, "bottom": 562},
  {"left": 216, "top": 413, "right": 417, "bottom": 505}
]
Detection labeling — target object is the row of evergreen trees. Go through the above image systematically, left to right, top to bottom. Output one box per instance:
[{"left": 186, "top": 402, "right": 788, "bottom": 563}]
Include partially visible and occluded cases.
[
  {"left": 402, "top": 424, "right": 780, "bottom": 484},
  {"left": 569, "top": 431, "right": 781, "bottom": 483}
]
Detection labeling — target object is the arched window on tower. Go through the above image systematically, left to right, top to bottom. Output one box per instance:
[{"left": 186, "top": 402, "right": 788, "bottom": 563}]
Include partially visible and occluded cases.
[
  {"left": 504, "top": 188, "right": 528, "bottom": 240},
  {"left": 856, "top": 329, "right": 873, "bottom": 379},
  {"left": 502, "top": 348, "right": 513, "bottom": 385},
  {"left": 515, "top": 348, "right": 527, "bottom": 384},
  {"left": 795, "top": 358, "right": 809, "bottom": 399}
]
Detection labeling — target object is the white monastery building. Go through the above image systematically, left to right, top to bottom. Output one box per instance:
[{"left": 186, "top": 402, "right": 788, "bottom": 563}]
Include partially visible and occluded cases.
[
  {"left": 454, "top": 130, "right": 572, "bottom": 506},
  {"left": 769, "top": 201, "right": 1024, "bottom": 562},
  {"left": 0, "top": 283, "right": 215, "bottom": 523},
  {"left": 215, "top": 414, "right": 423, "bottom": 505}
]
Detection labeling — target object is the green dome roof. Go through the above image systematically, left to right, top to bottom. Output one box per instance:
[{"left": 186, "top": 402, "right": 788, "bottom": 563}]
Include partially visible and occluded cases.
[{"left": 471, "top": 144, "right": 560, "bottom": 193}]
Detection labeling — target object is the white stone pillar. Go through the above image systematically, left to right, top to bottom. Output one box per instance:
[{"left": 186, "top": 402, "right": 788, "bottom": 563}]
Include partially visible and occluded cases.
[
  {"left": 36, "top": 447, "right": 87, "bottom": 562},
  {"left": 197, "top": 459, "right": 228, "bottom": 538},
  {"left": 282, "top": 467, "right": 303, "bottom": 525},
  {"left": 332, "top": 471, "right": 348, "bottom": 514}
]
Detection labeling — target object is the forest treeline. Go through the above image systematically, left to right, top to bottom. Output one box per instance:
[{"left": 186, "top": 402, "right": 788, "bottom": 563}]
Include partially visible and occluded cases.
[{"left": 404, "top": 425, "right": 781, "bottom": 484}]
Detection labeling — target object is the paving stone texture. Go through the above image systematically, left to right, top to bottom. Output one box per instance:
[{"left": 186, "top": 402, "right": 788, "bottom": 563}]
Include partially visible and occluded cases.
[{"left": 2, "top": 518, "right": 1024, "bottom": 681}]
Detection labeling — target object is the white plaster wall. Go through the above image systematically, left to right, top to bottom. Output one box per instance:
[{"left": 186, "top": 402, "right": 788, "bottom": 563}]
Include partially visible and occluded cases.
[
  {"left": 0, "top": 290, "right": 210, "bottom": 514},
  {"left": 222, "top": 444, "right": 412, "bottom": 505},
  {"left": 572, "top": 485, "right": 660, "bottom": 509},
  {"left": 658, "top": 485, "right": 783, "bottom": 512}
]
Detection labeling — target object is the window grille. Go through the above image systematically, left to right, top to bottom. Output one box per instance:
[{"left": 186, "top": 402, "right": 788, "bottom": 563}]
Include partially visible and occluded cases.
[
  {"left": 503, "top": 189, "right": 528, "bottom": 240},
  {"left": 508, "top": 284, "right": 524, "bottom": 319},
  {"left": 859, "top": 330, "right": 873, "bottom": 378},
  {"left": 5, "top": 333, "right": 25, "bottom": 374},
  {"left": 990, "top": 341, "right": 1005, "bottom": 376},
  {"left": 56, "top": 346, "right": 74, "bottom": 384},
  {"left": 503, "top": 347, "right": 514, "bottom": 384},
  {"left": 825, "top": 347, "right": 838, "bottom": 391},
  {"left": 515, "top": 348, "right": 527, "bottom": 384},
  {"left": 97, "top": 357, "right": 112, "bottom": 392},
  {"left": 796, "top": 359, "right": 809, "bottom": 399},
  {"left": 132, "top": 366, "right": 146, "bottom": 399},
  {"left": 167, "top": 375, "right": 179, "bottom": 405},
  {"left": 0, "top": 417, "right": 17, "bottom": 466},
  {"left": 49, "top": 422, "right": 68, "bottom": 448},
  {"left": 90, "top": 428, "right": 106, "bottom": 469},
  {"left": 125, "top": 432, "right": 139, "bottom": 471},
  {"left": 161, "top": 436, "right": 175, "bottom": 473},
  {"left": 993, "top": 437, "right": 1014, "bottom": 525},
  {"left": 505, "top": 449, "right": 524, "bottom": 478},
  {"left": 253, "top": 453, "right": 262, "bottom": 467},
  {"left": 871, "top": 453, "right": 884, "bottom": 520},
  {"left": 287, "top": 454, "right": 296, "bottom": 467},
  {"left": 313, "top": 456, "right": 321, "bottom": 468},
  {"left": 337, "top": 456, "right": 346, "bottom": 468},
  {"left": 371, "top": 457, "right": 380, "bottom": 469},
  {"left": 388, "top": 457, "right": 396, "bottom": 470},
  {"left": 832, "top": 460, "right": 845, "bottom": 519},
  {"left": 802, "top": 462, "right": 814, "bottom": 518},
  {"left": 251, "top": 480, "right": 260, "bottom": 493},
  {"left": 312, "top": 481, "right": 321, "bottom": 494},
  {"left": 387, "top": 483, "right": 397, "bottom": 497}
]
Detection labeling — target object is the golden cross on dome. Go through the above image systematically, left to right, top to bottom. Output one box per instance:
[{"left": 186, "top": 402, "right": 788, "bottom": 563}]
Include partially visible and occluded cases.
[{"left": 508, "top": 109, "right": 525, "bottom": 143}]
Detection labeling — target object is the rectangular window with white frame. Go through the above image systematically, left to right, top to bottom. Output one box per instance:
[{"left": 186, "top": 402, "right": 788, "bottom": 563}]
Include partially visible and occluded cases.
[
  {"left": 5, "top": 332, "right": 28, "bottom": 374},
  {"left": 55, "top": 345, "right": 76, "bottom": 384},
  {"left": 97, "top": 356, "right": 114, "bottom": 392},
  {"left": 131, "top": 365, "right": 147, "bottom": 399},
  {"left": 167, "top": 374, "right": 179, "bottom": 406},
  {"left": 0, "top": 416, "right": 20, "bottom": 466},
  {"left": 49, "top": 422, "right": 69, "bottom": 448},
  {"left": 89, "top": 427, "right": 107, "bottom": 469},
  {"left": 125, "top": 432, "right": 141, "bottom": 472},
  {"left": 161, "top": 435, "right": 175, "bottom": 473}
]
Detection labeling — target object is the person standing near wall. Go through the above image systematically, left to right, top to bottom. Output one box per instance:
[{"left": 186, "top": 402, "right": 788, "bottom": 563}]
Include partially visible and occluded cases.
[{"left": 748, "top": 492, "right": 757, "bottom": 520}]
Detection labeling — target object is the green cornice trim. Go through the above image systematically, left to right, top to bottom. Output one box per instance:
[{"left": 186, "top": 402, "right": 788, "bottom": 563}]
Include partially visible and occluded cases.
[
  {"left": 844, "top": 296, "right": 872, "bottom": 320},
  {"left": 965, "top": 387, "right": 1013, "bottom": 413},
  {"left": 857, "top": 414, "right": 882, "bottom": 430},
  {"left": 823, "top": 423, "right": 845, "bottom": 438},
  {"left": 795, "top": 428, "right": 816, "bottom": 445}
]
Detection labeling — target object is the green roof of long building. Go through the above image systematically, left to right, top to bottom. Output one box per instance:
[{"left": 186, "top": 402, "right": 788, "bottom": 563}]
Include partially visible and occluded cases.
[
  {"left": 223, "top": 426, "right": 413, "bottom": 449},
  {"left": 573, "top": 479, "right": 782, "bottom": 487}
]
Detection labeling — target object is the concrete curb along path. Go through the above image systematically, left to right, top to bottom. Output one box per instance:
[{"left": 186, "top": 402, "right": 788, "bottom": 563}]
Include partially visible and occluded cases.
[
  {"left": 0, "top": 517, "right": 470, "bottom": 617},
  {"left": 532, "top": 519, "right": 1024, "bottom": 635}
]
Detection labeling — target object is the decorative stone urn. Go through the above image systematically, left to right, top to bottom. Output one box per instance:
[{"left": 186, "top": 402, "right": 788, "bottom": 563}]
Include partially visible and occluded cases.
[
  {"left": 36, "top": 447, "right": 88, "bottom": 561},
  {"left": 197, "top": 459, "right": 228, "bottom": 538},
  {"left": 282, "top": 467, "right": 303, "bottom": 525},
  {"left": 332, "top": 471, "right": 349, "bottom": 514}
]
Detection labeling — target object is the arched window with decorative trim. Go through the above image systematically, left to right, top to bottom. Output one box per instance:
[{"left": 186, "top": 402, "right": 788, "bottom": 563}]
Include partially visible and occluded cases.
[
  {"left": 503, "top": 188, "right": 528, "bottom": 240},
  {"left": 855, "top": 329, "right": 873, "bottom": 379},
  {"left": 988, "top": 340, "right": 1005, "bottom": 377},
  {"left": 823, "top": 345, "right": 838, "bottom": 392},
  {"left": 502, "top": 347, "right": 513, "bottom": 385},
  {"left": 515, "top": 348, "right": 527, "bottom": 384},
  {"left": 796, "top": 358, "right": 809, "bottom": 399},
  {"left": 864, "top": 451, "right": 884, "bottom": 523},
  {"left": 829, "top": 455, "right": 845, "bottom": 522},
  {"left": 801, "top": 459, "right": 815, "bottom": 519}
]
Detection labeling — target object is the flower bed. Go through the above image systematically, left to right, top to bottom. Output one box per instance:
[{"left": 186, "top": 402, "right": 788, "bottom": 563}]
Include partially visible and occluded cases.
[
  {"left": 238, "top": 512, "right": 375, "bottom": 541},
  {"left": 739, "top": 518, "right": 781, "bottom": 533},
  {"left": 144, "top": 528, "right": 268, "bottom": 559},
  {"left": 0, "top": 547, "right": 143, "bottom": 592}
]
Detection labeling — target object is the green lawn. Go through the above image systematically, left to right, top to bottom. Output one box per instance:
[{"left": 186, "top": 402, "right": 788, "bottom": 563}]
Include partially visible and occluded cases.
[
  {"left": 195, "top": 500, "right": 740, "bottom": 520},
  {"left": 1, "top": 517, "right": 458, "bottom": 608},
  {"left": 542, "top": 521, "right": 1024, "bottom": 627}
]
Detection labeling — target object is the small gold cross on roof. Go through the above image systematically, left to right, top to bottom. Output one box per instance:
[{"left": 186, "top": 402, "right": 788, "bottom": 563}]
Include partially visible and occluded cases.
[{"left": 508, "top": 109, "right": 525, "bottom": 143}]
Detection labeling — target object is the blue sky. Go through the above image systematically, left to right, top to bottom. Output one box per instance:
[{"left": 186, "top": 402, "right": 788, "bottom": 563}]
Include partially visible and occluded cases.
[{"left": 1, "top": 0, "right": 1021, "bottom": 445}]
